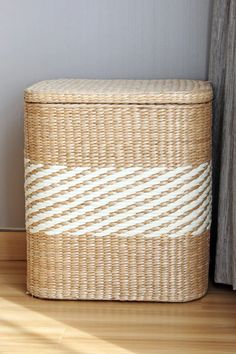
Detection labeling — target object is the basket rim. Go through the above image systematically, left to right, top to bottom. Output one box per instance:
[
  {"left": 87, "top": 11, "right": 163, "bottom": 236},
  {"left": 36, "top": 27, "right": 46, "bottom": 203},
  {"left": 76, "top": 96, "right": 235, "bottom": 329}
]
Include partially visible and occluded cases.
[{"left": 24, "top": 79, "right": 213, "bottom": 105}]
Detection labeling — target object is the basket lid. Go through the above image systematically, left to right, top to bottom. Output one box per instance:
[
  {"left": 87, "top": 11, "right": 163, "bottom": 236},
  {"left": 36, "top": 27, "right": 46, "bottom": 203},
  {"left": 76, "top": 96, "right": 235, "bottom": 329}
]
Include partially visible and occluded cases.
[{"left": 25, "top": 79, "right": 213, "bottom": 105}]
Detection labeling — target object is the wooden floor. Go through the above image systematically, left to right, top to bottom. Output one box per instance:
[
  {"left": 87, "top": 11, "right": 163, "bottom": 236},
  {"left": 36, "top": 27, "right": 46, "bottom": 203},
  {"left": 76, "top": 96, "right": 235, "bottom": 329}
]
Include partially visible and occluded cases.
[{"left": 0, "top": 261, "right": 235, "bottom": 354}]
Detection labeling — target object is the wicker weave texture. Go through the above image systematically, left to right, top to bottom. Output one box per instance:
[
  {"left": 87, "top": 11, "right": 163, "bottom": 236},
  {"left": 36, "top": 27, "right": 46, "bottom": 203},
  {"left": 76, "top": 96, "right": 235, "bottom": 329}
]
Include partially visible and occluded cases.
[
  {"left": 25, "top": 79, "right": 212, "bottom": 302},
  {"left": 25, "top": 79, "right": 213, "bottom": 104},
  {"left": 25, "top": 103, "right": 211, "bottom": 168},
  {"left": 25, "top": 161, "right": 211, "bottom": 238},
  {"left": 27, "top": 231, "right": 209, "bottom": 302}
]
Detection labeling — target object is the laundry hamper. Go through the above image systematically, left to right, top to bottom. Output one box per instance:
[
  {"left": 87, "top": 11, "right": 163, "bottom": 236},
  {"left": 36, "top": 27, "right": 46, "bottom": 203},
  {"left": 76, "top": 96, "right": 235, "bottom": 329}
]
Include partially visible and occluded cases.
[{"left": 24, "top": 79, "right": 212, "bottom": 302}]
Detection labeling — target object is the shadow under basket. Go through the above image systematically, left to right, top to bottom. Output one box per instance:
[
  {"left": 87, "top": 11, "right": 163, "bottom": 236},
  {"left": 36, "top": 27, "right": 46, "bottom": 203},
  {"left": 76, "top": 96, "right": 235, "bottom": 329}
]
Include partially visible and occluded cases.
[{"left": 25, "top": 79, "right": 212, "bottom": 302}]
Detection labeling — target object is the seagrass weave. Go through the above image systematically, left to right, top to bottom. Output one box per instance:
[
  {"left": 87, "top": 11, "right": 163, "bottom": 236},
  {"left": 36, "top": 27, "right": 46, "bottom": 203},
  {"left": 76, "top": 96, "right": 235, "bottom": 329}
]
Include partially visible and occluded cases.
[{"left": 25, "top": 79, "right": 212, "bottom": 302}]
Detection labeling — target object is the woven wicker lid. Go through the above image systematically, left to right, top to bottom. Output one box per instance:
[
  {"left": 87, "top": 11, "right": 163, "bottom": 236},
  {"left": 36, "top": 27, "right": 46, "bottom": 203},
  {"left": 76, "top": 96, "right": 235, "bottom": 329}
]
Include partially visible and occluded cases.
[{"left": 25, "top": 79, "right": 212, "bottom": 104}]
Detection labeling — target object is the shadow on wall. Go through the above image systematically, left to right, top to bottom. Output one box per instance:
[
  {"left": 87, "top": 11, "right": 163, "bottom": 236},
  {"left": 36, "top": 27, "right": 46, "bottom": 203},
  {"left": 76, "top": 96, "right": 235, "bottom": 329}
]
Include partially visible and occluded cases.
[{"left": 0, "top": 90, "right": 25, "bottom": 228}]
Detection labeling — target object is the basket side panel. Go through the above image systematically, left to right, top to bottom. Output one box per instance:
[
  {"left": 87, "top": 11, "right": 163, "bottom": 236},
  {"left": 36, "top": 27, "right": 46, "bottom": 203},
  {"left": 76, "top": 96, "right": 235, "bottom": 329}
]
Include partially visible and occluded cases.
[{"left": 27, "top": 231, "right": 210, "bottom": 302}]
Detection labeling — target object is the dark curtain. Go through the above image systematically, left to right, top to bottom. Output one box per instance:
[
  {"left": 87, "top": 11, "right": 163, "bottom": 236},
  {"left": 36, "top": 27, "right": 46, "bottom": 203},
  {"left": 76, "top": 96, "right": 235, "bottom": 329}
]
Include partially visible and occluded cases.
[{"left": 209, "top": 0, "right": 236, "bottom": 288}]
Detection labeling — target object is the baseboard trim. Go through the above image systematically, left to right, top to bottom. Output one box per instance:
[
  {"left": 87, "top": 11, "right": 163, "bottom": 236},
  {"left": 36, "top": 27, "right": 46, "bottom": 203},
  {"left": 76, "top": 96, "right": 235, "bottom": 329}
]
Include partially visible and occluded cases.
[{"left": 0, "top": 231, "right": 26, "bottom": 260}]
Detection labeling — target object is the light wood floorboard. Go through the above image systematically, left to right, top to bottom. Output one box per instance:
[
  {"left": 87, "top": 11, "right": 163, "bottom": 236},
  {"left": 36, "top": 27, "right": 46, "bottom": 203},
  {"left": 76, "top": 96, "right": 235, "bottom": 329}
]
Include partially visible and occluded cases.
[{"left": 0, "top": 261, "right": 235, "bottom": 354}]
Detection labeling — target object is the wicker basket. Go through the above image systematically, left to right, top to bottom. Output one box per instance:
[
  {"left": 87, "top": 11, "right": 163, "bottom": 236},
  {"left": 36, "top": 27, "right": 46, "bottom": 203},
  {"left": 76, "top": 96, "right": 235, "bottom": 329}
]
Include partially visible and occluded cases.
[{"left": 24, "top": 79, "right": 212, "bottom": 302}]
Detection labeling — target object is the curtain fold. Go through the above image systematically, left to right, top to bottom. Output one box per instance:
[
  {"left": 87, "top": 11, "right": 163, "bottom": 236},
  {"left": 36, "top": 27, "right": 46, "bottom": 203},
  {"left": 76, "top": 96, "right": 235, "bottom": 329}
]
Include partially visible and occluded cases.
[{"left": 209, "top": 0, "right": 236, "bottom": 288}]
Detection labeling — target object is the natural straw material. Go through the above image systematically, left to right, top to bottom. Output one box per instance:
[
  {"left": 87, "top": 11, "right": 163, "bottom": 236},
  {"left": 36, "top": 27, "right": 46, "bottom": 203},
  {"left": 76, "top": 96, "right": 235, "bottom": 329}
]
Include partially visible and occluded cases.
[
  {"left": 25, "top": 79, "right": 212, "bottom": 302},
  {"left": 25, "top": 79, "right": 213, "bottom": 104},
  {"left": 25, "top": 103, "right": 211, "bottom": 168},
  {"left": 27, "top": 231, "right": 209, "bottom": 302}
]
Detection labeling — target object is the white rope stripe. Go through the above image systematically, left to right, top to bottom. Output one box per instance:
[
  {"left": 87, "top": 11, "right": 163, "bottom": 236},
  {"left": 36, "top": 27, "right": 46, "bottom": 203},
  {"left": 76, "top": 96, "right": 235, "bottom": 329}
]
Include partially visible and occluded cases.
[
  {"left": 25, "top": 161, "right": 212, "bottom": 238},
  {"left": 25, "top": 162, "right": 209, "bottom": 214},
  {"left": 25, "top": 162, "right": 193, "bottom": 203},
  {"left": 25, "top": 163, "right": 65, "bottom": 186},
  {"left": 25, "top": 164, "right": 106, "bottom": 192},
  {"left": 25, "top": 165, "right": 210, "bottom": 232},
  {"left": 25, "top": 165, "right": 210, "bottom": 236},
  {"left": 26, "top": 165, "right": 210, "bottom": 230},
  {"left": 26, "top": 166, "right": 153, "bottom": 204},
  {"left": 26, "top": 173, "right": 210, "bottom": 231},
  {"left": 40, "top": 175, "right": 211, "bottom": 237},
  {"left": 92, "top": 177, "right": 212, "bottom": 237},
  {"left": 34, "top": 179, "right": 211, "bottom": 237}
]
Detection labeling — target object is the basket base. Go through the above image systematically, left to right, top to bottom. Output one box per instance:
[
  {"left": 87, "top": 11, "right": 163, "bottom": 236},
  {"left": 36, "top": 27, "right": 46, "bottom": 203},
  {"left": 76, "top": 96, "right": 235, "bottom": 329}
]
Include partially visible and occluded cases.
[{"left": 27, "top": 231, "right": 209, "bottom": 302}]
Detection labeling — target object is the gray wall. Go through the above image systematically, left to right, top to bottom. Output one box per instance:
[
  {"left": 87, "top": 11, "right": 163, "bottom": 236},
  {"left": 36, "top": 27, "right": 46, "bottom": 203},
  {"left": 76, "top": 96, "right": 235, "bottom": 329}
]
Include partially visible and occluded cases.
[{"left": 0, "top": 0, "right": 212, "bottom": 228}]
